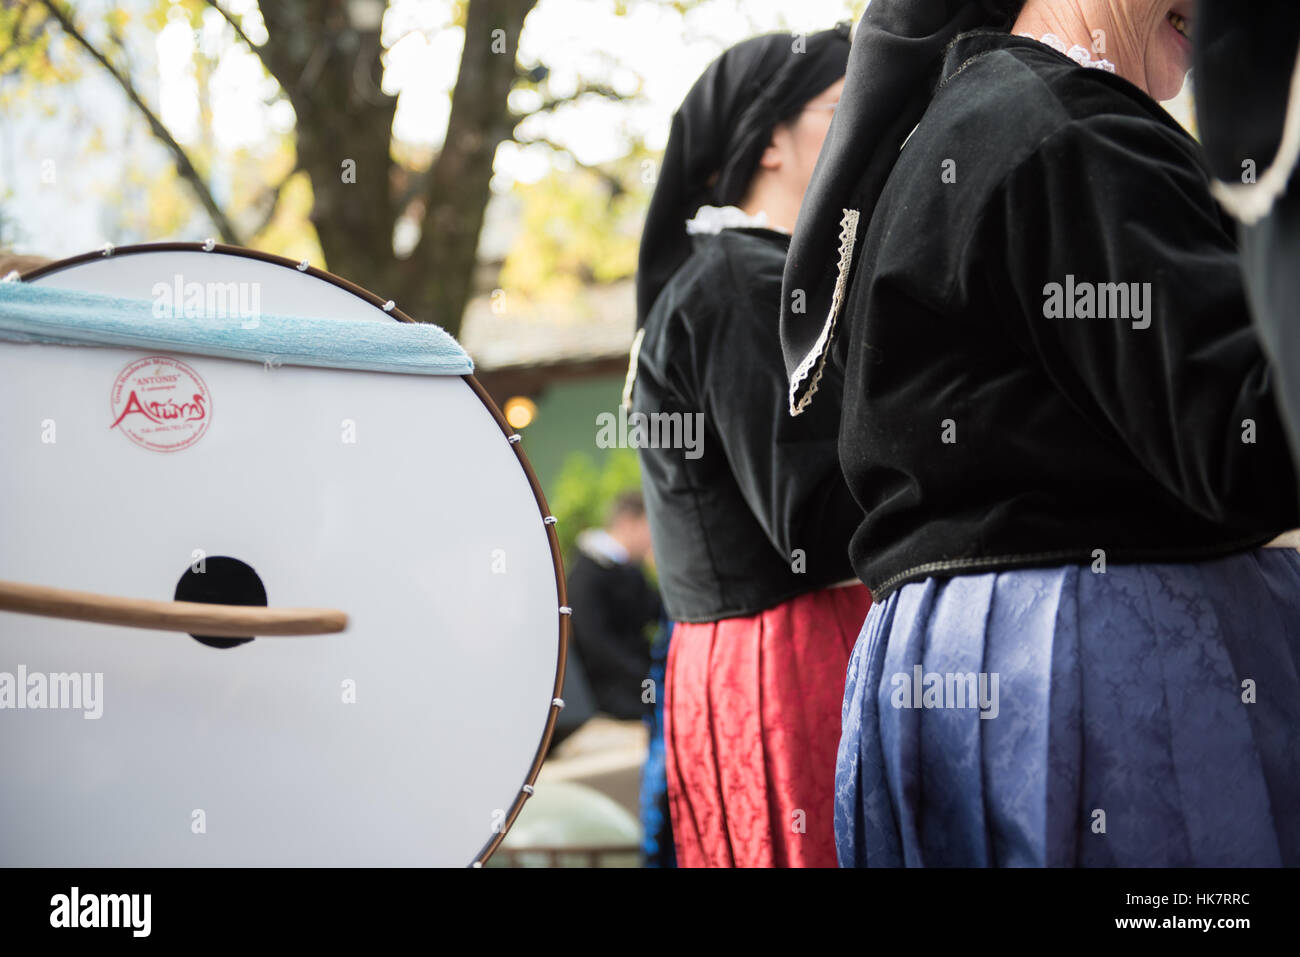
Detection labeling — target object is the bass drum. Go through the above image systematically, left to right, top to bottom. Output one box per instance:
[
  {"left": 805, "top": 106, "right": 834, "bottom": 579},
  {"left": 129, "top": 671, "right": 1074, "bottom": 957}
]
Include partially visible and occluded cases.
[{"left": 0, "top": 243, "right": 567, "bottom": 866}]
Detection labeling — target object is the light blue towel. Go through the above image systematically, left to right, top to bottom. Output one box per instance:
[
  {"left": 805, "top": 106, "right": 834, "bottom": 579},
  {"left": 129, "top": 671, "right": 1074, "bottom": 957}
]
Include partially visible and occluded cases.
[{"left": 0, "top": 281, "right": 473, "bottom": 376}]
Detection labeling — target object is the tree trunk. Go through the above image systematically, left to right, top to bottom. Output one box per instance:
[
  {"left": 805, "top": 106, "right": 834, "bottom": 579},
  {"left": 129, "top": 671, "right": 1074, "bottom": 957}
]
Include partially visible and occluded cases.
[
  {"left": 45, "top": 0, "right": 540, "bottom": 338},
  {"left": 258, "top": 0, "right": 537, "bottom": 337},
  {"left": 396, "top": 0, "right": 538, "bottom": 334},
  {"left": 259, "top": 1, "right": 404, "bottom": 309}
]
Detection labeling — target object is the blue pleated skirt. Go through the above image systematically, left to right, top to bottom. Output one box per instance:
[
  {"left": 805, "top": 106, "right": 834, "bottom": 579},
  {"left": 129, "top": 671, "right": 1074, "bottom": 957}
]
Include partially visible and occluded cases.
[{"left": 836, "top": 549, "right": 1300, "bottom": 866}]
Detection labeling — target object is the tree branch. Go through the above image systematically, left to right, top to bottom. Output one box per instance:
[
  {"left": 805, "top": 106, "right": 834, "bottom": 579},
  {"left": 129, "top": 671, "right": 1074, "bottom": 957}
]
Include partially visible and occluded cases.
[
  {"left": 37, "top": 0, "right": 244, "bottom": 244},
  {"left": 201, "top": 0, "right": 273, "bottom": 77},
  {"left": 202, "top": 0, "right": 256, "bottom": 51},
  {"left": 514, "top": 81, "right": 628, "bottom": 119},
  {"left": 511, "top": 134, "right": 625, "bottom": 197},
  {"left": 248, "top": 164, "right": 300, "bottom": 239}
]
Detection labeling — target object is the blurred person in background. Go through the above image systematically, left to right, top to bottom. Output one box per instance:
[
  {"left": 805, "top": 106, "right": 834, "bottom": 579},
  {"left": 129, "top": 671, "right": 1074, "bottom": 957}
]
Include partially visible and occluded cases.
[
  {"left": 783, "top": 0, "right": 1300, "bottom": 866},
  {"left": 630, "top": 24, "right": 867, "bottom": 868},
  {"left": 565, "top": 490, "right": 661, "bottom": 721},
  {"left": 638, "top": 612, "right": 676, "bottom": 867}
]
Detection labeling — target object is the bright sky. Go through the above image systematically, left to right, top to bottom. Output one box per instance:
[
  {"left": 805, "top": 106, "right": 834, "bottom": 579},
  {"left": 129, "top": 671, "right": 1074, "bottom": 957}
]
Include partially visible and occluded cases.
[
  {"left": 1, "top": 0, "right": 1194, "bottom": 258},
  {"left": 1, "top": 0, "right": 860, "bottom": 255},
  {"left": 156, "top": 0, "right": 862, "bottom": 177}
]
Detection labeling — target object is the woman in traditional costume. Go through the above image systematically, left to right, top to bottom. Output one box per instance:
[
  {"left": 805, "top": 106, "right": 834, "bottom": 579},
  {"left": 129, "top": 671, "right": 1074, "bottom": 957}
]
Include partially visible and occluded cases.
[
  {"left": 781, "top": 0, "right": 1300, "bottom": 866},
  {"left": 631, "top": 24, "right": 867, "bottom": 867}
]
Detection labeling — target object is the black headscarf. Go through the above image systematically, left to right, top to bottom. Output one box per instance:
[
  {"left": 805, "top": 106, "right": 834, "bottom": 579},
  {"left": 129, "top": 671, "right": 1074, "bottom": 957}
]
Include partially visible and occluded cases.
[
  {"left": 780, "top": 1, "right": 1017, "bottom": 413},
  {"left": 635, "top": 25, "right": 852, "bottom": 329}
]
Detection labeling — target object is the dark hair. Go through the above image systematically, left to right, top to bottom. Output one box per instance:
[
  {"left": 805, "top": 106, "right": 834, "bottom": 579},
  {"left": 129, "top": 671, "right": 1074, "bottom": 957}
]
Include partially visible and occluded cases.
[{"left": 607, "top": 490, "right": 646, "bottom": 524}]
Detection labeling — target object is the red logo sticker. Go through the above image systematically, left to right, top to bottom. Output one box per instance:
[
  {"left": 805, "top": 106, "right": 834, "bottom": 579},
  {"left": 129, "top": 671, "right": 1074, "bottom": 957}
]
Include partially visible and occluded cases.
[{"left": 109, "top": 356, "right": 211, "bottom": 452}]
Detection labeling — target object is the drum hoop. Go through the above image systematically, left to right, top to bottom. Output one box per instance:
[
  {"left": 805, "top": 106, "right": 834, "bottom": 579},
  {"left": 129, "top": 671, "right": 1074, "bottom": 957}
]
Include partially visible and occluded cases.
[{"left": 20, "top": 241, "right": 570, "bottom": 869}]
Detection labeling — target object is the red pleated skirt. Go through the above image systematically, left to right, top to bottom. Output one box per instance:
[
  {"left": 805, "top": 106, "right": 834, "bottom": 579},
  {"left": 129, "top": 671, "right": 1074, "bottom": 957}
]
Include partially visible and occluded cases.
[{"left": 664, "top": 582, "right": 871, "bottom": 867}]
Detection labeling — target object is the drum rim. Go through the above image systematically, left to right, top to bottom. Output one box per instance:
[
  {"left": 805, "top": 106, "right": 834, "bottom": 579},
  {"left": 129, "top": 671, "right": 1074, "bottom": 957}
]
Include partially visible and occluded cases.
[{"left": 20, "top": 240, "right": 571, "bottom": 869}]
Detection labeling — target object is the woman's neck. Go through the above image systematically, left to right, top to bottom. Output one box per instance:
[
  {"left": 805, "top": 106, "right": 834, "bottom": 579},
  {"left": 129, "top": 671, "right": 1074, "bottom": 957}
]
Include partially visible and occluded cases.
[
  {"left": 1014, "top": 1, "right": 1147, "bottom": 95},
  {"left": 740, "top": 188, "right": 797, "bottom": 235}
]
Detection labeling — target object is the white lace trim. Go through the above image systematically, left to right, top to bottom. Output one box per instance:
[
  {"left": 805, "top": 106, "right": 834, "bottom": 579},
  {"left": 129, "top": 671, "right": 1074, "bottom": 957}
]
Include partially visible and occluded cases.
[
  {"left": 1018, "top": 32, "right": 1116, "bottom": 73},
  {"left": 785, "top": 35, "right": 1114, "bottom": 417},
  {"left": 1212, "top": 38, "right": 1300, "bottom": 224},
  {"left": 685, "top": 205, "right": 773, "bottom": 235},
  {"left": 787, "top": 208, "right": 860, "bottom": 417},
  {"left": 621, "top": 326, "right": 646, "bottom": 411}
]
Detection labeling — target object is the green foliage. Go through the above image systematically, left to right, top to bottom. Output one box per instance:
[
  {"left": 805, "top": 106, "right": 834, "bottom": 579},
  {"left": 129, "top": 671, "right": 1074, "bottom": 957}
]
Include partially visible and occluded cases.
[
  {"left": 0, "top": 3, "right": 83, "bottom": 109},
  {"left": 499, "top": 164, "right": 647, "bottom": 302},
  {"left": 548, "top": 447, "right": 641, "bottom": 564}
]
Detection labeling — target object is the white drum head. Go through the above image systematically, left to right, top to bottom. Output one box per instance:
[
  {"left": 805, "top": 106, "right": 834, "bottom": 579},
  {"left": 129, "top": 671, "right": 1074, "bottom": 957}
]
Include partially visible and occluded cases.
[{"left": 0, "top": 244, "right": 567, "bottom": 866}]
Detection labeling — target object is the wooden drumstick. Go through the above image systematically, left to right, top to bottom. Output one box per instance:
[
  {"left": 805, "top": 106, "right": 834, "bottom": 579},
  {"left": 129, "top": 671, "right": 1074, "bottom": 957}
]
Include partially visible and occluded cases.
[{"left": 0, "top": 579, "right": 347, "bottom": 637}]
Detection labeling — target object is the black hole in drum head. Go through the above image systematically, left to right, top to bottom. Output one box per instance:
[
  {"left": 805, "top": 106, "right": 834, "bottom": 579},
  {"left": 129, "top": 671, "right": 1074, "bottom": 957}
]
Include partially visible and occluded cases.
[{"left": 174, "top": 557, "right": 266, "bottom": 649}]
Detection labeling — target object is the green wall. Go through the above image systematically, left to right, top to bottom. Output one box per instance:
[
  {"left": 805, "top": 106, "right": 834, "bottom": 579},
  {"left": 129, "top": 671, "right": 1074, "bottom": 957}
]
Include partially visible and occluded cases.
[{"left": 516, "top": 374, "right": 626, "bottom": 497}]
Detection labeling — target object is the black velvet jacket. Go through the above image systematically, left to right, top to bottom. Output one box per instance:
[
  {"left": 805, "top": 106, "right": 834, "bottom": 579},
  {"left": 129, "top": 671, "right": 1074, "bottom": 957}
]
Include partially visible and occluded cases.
[
  {"left": 834, "top": 32, "right": 1299, "bottom": 599},
  {"left": 633, "top": 228, "right": 860, "bottom": 622}
]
